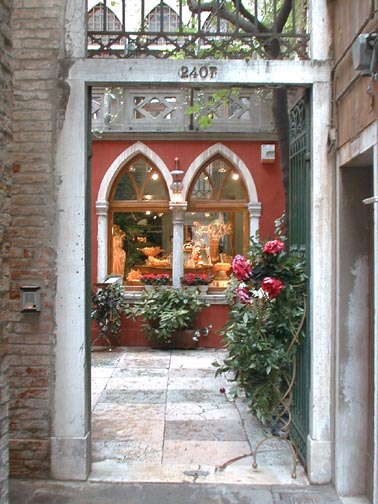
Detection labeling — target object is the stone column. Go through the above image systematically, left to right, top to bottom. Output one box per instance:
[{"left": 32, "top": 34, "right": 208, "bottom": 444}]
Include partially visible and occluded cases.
[
  {"left": 306, "top": 0, "right": 333, "bottom": 484},
  {"left": 308, "top": 0, "right": 331, "bottom": 61},
  {"left": 51, "top": 1, "right": 91, "bottom": 478},
  {"left": 52, "top": 78, "right": 91, "bottom": 480},
  {"left": 307, "top": 80, "right": 333, "bottom": 484},
  {"left": 96, "top": 201, "right": 109, "bottom": 282},
  {"left": 169, "top": 202, "right": 187, "bottom": 288},
  {"left": 248, "top": 202, "right": 262, "bottom": 238}
]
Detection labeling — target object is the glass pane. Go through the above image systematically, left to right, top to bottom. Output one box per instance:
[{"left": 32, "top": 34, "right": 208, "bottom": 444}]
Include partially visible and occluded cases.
[
  {"left": 147, "top": 5, "right": 179, "bottom": 32},
  {"left": 113, "top": 158, "right": 166, "bottom": 201},
  {"left": 131, "top": 158, "right": 151, "bottom": 192},
  {"left": 190, "top": 158, "right": 247, "bottom": 201},
  {"left": 207, "top": 159, "right": 229, "bottom": 195},
  {"left": 191, "top": 171, "right": 214, "bottom": 199},
  {"left": 221, "top": 171, "right": 245, "bottom": 200},
  {"left": 144, "top": 172, "right": 167, "bottom": 200},
  {"left": 113, "top": 173, "right": 136, "bottom": 200},
  {"left": 113, "top": 211, "right": 172, "bottom": 280},
  {"left": 184, "top": 211, "right": 244, "bottom": 266}
]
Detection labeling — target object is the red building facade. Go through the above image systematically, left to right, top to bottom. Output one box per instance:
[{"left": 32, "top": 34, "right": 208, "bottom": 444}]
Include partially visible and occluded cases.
[{"left": 91, "top": 138, "right": 284, "bottom": 347}]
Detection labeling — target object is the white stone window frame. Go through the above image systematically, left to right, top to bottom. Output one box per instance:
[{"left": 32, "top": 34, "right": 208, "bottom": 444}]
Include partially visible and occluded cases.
[{"left": 96, "top": 141, "right": 261, "bottom": 284}]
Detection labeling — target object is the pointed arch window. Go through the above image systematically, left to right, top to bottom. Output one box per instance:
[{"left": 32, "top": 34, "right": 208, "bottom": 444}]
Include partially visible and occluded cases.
[
  {"left": 87, "top": 2, "right": 122, "bottom": 32},
  {"left": 146, "top": 3, "right": 180, "bottom": 45},
  {"left": 146, "top": 3, "right": 179, "bottom": 33},
  {"left": 108, "top": 156, "right": 172, "bottom": 280},
  {"left": 185, "top": 156, "right": 249, "bottom": 267},
  {"left": 190, "top": 157, "right": 246, "bottom": 201}
]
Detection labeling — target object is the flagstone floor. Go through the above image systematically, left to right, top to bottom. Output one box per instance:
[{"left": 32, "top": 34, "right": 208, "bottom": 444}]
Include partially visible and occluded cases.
[{"left": 90, "top": 347, "right": 309, "bottom": 486}]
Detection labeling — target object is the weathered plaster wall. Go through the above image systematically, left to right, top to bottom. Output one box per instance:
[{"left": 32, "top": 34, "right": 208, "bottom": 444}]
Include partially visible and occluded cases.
[
  {"left": 0, "top": 0, "right": 12, "bottom": 498},
  {"left": 8, "top": 0, "right": 67, "bottom": 478},
  {"left": 332, "top": 1, "right": 378, "bottom": 500},
  {"left": 336, "top": 165, "right": 373, "bottom": 496}
]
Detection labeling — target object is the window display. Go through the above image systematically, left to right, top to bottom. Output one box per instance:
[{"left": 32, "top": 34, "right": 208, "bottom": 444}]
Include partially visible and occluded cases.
[{"left": 108, "top": 155, "right": 248, "bottom": 288}]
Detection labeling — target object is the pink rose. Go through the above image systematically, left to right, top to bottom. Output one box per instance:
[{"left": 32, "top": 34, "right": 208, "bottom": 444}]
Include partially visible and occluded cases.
[
  {"left": 263, "top": 239, "right": 284, "bottom": 255},
  {"left": 232, "top": 255, "right": 252, "bottom": 281},
  {"left": 260, "top": 277, "right": 284, "bottom": 298},
  {"left": 234, "top": 286, "right": 252, "bottom": 304}
]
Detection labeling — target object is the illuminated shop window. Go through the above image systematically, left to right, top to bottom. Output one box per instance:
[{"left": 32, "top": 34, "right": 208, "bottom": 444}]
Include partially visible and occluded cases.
[
  {"left": 108, "top": 154, "right": 248, "bottom": 288},
  {"left": 108, "top": 156, "right": 172, "bottom": 282},
  {"left": 185, "top": 157, "right": 249, "bottom": 284}
]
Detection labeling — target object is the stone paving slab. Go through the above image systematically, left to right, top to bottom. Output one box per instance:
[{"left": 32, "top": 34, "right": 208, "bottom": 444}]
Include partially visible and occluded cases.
[
  {"left": 167, "top": 388, "right": 227, "bottom": 403},
  {"left": 99, "top": 389, "right": 167, "bottom": 404},
  {"left": 165, "top": 419, "right": 246, "bottom": 441},
  {"left": 9, "top": 480, "right": 344, "bottom": 504}
]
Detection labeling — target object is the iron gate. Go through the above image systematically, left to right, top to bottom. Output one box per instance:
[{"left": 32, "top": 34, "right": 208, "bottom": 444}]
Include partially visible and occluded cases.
[{"left": 288, "top": 93, "right": 311, "bottom": 465}]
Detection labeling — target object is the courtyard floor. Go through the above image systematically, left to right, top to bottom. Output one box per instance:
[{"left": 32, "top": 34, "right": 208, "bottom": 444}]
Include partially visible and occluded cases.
[{"left": 89, "top": 346, "right": 308, "bottom": 486}]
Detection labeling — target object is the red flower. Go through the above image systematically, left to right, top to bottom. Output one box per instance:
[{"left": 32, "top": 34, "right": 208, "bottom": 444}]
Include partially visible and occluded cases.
[
  {"left": 263, "top": 239, "right": 284, "bottom": 255},
  {"left": 232, "top": 255, "right": 252, "bottom": 281},
  {"left": 140, "top": 273, "right": 171, "bottom": 285},
  {"left": 181, "top": 273, "right": 212, "bottom": 286},
  {"left": 260, "top": 277, "right": 284, "bottom": 299},
  {"left": 234, "top": 286, "right": 252, "bottom": 304}
]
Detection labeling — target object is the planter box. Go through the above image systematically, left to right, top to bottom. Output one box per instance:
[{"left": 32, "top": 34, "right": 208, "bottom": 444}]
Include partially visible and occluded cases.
[{"left": 150, "top": 329, "right": 199, "bottom": 350}]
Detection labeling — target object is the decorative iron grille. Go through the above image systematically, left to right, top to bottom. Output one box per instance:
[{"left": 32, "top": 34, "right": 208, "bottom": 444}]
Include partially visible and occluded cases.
[
  {"left": 87, "top": 0, "right": 309, "bottom": 60},
  {"left": 288, "top": 93, "right": 311, "bottom": 465}
]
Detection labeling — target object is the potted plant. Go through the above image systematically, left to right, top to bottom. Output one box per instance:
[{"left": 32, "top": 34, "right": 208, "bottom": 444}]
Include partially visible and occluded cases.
[
  {"left": 181, "top": 272, "right": 213, "bottom": 293},
  {"left": 139, "top": 273, "right": 171, "bottom": 289},
  {"left": 91, "top": 281, "right": 128, "bottom": 349},
  {"left": 125, "top": 287, "right": 209, "bottom": 348}
]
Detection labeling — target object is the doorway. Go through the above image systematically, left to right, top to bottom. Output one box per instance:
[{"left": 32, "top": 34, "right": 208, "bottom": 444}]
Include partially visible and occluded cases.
[{"left": 335, "top": 159, "right": 375, "bottom": 499}]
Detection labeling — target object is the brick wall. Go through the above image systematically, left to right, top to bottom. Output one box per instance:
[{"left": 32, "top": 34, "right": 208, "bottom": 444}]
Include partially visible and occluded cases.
[
  {"left": 0, "top": 0, "right": 12, "bottom": 500},
  {"left": 8, "top": 0, "right": 66, "bottom": 478}
]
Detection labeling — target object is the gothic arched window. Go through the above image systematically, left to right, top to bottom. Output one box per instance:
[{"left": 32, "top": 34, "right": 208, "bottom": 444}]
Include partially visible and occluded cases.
[
  {"left": 88, "top": 2, "right": 122, "bottom": 32},
  {"left": 146, "top": 3, "right": 179, "bottom": 45},
  {"left": 146, "top": 3, "right": 179, "bottom": 32},
  {"left": 108, "top": 156, "right": 172, "bottom": 279},
  {"left": 185, "top": 156, "right": 249, "bottom": 267}
]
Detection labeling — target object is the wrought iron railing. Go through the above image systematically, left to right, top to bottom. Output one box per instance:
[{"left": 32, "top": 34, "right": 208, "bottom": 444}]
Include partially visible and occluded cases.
[{"left": 87, "top": 0, "right": 309, "bottom": 60}]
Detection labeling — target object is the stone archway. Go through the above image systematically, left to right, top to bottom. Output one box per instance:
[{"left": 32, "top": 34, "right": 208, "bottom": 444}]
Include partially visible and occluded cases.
[{"left": 53, "top": 2, "right": 333, "bottom": 478}]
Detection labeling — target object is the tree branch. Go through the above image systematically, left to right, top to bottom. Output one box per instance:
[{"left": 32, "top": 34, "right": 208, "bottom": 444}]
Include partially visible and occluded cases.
[
  {"left": 186, "top": 0, "right": 262, "bottom": 34},
  {"left": 232, "top": 0, "right": 269, "bottom": 34},
  {"left": 275, "top": 0, "right": 293, "bottom": 33}
]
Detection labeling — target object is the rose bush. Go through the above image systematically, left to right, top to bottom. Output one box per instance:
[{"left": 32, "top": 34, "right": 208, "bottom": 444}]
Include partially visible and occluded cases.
[
  {"left": 214, "top": 219, "right": 307, "bottom": 429},
  {"left": 260, "top": 276, "right": 284, "bottom": 299}
]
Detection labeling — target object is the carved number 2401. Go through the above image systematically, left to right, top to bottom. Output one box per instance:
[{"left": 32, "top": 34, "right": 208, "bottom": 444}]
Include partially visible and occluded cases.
[{"left": 178, "top": 65, "right": 218, "bottom": 79}]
